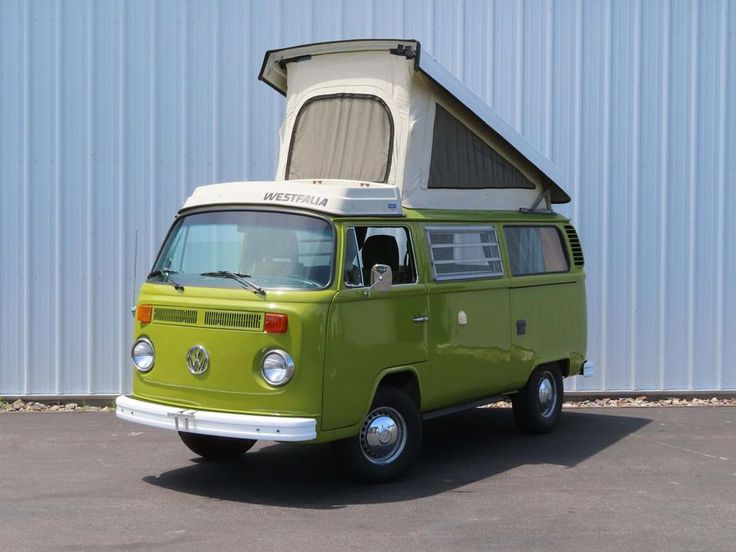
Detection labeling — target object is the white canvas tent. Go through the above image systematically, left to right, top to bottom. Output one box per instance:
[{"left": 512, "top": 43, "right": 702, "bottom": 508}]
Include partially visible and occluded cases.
[{"left": 258, "top": 39, "right": 570, "bottom": 213}]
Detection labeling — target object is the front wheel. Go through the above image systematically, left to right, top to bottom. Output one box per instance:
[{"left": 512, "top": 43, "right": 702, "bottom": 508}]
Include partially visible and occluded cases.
[
  {"left": 512, "top": 365, "right": 564, "bottom": 434},
  {"left": 331, "top": 386, "right": 422, "bottom": 483},
  {"left": 178, "top": 432, "right": 256, "bottom": 461}
]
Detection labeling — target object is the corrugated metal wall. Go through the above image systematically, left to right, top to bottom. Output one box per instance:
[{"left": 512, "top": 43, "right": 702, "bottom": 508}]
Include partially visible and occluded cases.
[{"left": 1, "top": 0, "right": 734, "bottom": 395}]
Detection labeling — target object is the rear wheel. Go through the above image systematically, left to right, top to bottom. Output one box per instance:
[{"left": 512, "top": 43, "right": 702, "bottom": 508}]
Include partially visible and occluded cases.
[
  {"left": 512, "top": 365, "right": 564, "bottom": 434},
  {"left": 331, "top": 386, "right": 422, "bottom": 483},
  {"left": 178, "top": 432, "right": 256, "bottom": 461}
]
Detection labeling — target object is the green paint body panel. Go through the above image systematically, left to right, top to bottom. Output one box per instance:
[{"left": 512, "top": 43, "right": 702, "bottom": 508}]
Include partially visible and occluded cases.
[
  {"left": 130, "top": 208, "right": 587, "bottom": 443},
  {"left": 424, "top": 279, "right": 514, "bottom": 409},
  {"left": 323, "top": 282, "right": 428, "bottom": 431},
  {"left": 132, "top": 285, "right": 334, "bottom": 420}
]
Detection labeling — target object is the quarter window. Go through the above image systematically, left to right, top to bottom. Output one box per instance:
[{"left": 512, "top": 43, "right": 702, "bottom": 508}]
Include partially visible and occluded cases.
[
  {"left": 426, "top": 226, "right": 504, "bottom": 281},
  {"left": 504, "top": 226, "right": 569, "bottom": 276}
]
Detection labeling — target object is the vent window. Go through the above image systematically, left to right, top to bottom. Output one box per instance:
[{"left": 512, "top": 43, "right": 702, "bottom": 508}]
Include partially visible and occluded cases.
[{"left": 426, "top": 226, "right": 504, "bottom": 281}]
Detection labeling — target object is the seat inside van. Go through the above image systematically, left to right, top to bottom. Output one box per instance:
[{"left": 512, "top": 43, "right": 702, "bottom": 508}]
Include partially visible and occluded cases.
[
  {"left": 245, "top": 228, "right": 303, "bottom": 279},
  {"left": 361, "top": 235, "right": 399, "bottom": 284}
]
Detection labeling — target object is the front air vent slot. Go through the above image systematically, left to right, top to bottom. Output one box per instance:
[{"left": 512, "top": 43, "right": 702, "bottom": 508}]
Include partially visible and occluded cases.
[
  {"left": 564, "top": 224, "right": 585, "bottom": 267},
  {"left": 153, "top": 307, "right": 198, "bottom": 324},
  {"left": 203, "top": 310, "right": 263, "bottom": 331}
]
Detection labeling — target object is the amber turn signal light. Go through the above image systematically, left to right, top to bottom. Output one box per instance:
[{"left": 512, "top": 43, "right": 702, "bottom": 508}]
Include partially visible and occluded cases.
[
  {"left": 137, "top": 304, "right": 153, "bottom": 324},
  {"left": 264, "top": 312, "right": 288, "bottom": 333}
]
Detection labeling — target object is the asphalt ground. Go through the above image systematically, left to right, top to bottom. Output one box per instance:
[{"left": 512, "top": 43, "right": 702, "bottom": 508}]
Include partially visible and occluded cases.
[{"left": 1, "top": 407, "right": 734, "bottom": 552}]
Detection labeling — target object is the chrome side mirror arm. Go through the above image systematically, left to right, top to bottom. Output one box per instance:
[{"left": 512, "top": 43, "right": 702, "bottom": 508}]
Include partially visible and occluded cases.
[{"left": 365, "top": 264, "right": 393, "bottom": 294}]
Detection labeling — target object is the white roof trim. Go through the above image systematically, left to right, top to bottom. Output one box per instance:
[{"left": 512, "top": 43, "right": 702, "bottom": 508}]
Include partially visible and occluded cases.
[
  {"left": 259, "top": 39, "right": 417, "bottom": 96},
  {"left": 182, "top": 180, "right": 404, "bottom": 217}
]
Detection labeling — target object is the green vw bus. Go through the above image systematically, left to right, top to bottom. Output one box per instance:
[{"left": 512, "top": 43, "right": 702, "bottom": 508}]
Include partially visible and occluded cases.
[{"left": 116, "top": 40, "right": 592, "bottom": 482}]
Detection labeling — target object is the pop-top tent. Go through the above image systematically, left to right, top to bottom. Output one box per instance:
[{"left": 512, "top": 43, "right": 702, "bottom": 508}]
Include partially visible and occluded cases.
[{"left": 258, "top": 39, "right": 570, "bottom": 213}]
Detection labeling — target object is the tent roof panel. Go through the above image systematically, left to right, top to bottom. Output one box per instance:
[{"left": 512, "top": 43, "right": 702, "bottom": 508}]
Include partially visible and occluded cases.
[{"left": 259, "top": 39, "right": 570, "bottom": 204}]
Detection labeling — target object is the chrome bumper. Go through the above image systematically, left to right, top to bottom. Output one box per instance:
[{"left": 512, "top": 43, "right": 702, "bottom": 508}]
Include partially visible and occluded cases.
[{"left": 115, "top": 395, "right": 317, "bottom": 442}]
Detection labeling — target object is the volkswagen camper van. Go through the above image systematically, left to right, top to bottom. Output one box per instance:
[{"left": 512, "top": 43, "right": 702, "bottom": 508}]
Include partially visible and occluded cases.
[{"left": 116, "top": 40, "right": 592, "bottom": 482}]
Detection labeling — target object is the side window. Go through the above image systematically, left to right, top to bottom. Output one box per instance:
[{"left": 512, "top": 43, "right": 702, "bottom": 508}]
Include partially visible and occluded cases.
[
  {"left": 343, "top": 226, "right": 417, "bottom": 286},
  {"left": 426, "top": 226, "right": 504, "bottom": 281},
  {"left": 504, "top": 226, "right": 569, "bottom": 276}
]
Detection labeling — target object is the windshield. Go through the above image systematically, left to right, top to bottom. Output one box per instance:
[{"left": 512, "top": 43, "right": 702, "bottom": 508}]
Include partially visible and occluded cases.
[{"left": 150, "top": 210, "right": 335, "bottom": 290}]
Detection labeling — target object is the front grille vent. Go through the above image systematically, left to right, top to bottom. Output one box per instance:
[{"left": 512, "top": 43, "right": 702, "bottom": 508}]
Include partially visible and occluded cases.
[
  {"left": 564, "top": 225, "right": 585, "bottom": 267},
  {"left": 153, "top": 307, "right": 198, "bottom": 325},
  {"left": 203, "top": 310, "right": 262, "bottom": 331}
]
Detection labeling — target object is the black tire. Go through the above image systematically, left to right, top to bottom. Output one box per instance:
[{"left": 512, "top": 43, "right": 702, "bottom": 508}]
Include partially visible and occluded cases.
[
  {"left": 512, "top": 364, "right": 564, "bottom": 434},
  {"left": 331, "top": 386, "right": 422, "bottom": 483},
  {"left": 178, "top": 432, "right": 256, "bottom": 461}
]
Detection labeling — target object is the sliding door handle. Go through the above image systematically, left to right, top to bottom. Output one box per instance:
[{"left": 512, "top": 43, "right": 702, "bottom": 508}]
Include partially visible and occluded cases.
[{"left": 412, "top": 315, "right": 429, "bottom": 323}]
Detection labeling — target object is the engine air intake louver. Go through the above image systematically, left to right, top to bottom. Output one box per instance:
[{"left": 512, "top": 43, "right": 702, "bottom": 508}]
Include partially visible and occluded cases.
[
  {"left": 564, "top": 225, "right": 585, "bottom": 267},
  {"left": 153, "top": 307, "right": 198, "bottom": 325},
  {"left": 203, "top": 310, "right": 263, "bottom": 331}
]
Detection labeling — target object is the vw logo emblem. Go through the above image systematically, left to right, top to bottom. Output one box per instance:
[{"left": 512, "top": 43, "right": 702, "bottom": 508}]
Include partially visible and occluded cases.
[{"left": 186, "top": 345, "right": 210, "bottom": 375}]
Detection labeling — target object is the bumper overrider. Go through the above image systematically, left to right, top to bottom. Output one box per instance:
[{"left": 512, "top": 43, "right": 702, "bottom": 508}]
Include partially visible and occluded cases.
[{"left": 115, "top": 395, "right": 317, "bottom": 441}]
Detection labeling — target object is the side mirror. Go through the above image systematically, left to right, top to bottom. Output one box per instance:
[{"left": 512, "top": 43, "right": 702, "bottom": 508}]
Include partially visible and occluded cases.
[{"left": 369, "top": 264, "right": 392, "bottom": 292}]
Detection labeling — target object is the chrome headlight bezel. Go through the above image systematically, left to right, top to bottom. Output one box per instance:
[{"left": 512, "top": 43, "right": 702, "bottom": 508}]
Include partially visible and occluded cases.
[
  {"left": 131, "top": 337, "right": 155, "bottom": 373},
  {"left": 261, "top": 349, "right": 295, "bottom": 387}
]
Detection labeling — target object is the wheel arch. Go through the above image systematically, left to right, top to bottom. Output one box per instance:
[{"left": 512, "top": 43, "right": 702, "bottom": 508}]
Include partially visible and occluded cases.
[
  {"left": 531, "top": 358, "right": 570, "bottom": 380},
  {"left": 359, "top": 366, "right": 423, "bottom": 422},
  {"left": 376, "top": 368, "right": 422, "bottom": 409}
]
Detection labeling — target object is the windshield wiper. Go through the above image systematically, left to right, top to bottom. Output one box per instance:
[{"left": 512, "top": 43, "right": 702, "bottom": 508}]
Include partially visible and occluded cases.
[
  {"left": 148, "top": 269, "right": 185, "bottom": 292},
  {"left": 200, "top": 271, "right": 265, "bottom": 295}
]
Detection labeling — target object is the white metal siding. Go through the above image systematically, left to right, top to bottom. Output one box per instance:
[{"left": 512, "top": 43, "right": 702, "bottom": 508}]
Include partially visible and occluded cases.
[{"left": 0, "top": 0, "right": 734, "bottom": 395}]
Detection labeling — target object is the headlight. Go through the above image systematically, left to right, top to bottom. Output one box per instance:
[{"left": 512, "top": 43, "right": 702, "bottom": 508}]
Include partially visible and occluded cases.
[
  {"left": 132, "top": 338, "right": 155, "bottom": 372},
  {"left": 261, "top": 350, "right": 295, "bottom": 386}
]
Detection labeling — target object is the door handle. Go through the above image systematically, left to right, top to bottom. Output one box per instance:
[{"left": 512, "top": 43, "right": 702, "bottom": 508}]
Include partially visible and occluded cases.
[{"left": 412, "top": 315, "right": 429, "bottom": 323}]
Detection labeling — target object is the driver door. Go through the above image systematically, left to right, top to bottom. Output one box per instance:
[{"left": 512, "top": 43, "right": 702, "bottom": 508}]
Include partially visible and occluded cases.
[{"left": 322, "top": 225, "right": 428, "bottom": 431}]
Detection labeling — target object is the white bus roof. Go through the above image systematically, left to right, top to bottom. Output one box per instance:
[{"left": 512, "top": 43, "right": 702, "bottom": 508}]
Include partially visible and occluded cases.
[{"left": 182, "top": 180, "right": 403, "bottom": 217}]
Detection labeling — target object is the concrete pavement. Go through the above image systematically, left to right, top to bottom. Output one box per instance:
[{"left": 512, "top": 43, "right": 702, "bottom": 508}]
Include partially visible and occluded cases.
[{"left": 0, "top": 407, "right": 734, "bottom": 551}]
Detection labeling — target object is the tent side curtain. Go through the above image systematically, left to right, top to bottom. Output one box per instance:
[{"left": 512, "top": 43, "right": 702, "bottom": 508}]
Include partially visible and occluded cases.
[
  {"left": 286, "top": 93, "right": 394, "bottom": 183},
  {"left": 428, "top": 105, "right": 535, "bottom": 191}
]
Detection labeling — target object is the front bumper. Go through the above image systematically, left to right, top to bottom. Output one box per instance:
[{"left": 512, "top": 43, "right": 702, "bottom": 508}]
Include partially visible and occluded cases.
[{"left": 115, "top": 395, "right": 317, "bottom": 442}]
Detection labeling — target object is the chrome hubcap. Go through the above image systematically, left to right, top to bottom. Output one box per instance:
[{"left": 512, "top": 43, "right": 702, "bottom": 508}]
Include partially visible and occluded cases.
[
  {"left": 538, "top": 372, "right": 557, "bottom": 418},
  {"left": 360, "top": 407, "right": 407, "bottom": 465}
]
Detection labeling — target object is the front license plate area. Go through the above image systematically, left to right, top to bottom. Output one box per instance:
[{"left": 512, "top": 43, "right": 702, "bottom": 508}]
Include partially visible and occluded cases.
[{"left": 167, "top": 410, "right": 196, "bottom": 432}]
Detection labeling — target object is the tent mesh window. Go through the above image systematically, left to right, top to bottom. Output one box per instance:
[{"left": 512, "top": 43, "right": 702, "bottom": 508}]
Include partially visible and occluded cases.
[
  {"left": 286, "top": 93, "right": 393, "bottom": 183},
  {"left": 428, "top": 105, "right": 535, "bottom": 190}
]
